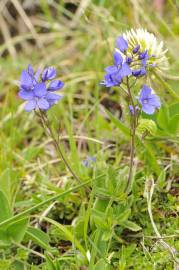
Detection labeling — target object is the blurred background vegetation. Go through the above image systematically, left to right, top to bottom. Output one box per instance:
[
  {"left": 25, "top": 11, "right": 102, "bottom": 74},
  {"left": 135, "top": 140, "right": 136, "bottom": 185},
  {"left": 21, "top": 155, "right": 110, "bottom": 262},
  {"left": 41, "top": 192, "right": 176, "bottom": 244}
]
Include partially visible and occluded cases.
[{"left": 0, "top": 0, "right": 179, "bottom": 269}]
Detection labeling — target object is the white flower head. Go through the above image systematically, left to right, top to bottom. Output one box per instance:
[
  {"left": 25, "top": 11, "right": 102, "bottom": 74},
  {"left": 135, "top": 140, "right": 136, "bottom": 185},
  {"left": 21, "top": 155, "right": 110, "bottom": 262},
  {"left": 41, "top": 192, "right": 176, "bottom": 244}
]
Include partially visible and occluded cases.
[{"left": 123, "top": 28, "right": 168, "bottom": 71}]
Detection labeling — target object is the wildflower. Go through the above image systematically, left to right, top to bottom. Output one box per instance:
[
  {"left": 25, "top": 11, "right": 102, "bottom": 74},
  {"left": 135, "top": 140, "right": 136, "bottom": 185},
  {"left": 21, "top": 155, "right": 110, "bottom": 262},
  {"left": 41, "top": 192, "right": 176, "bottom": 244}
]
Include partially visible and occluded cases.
[
  {"left": 101, "top": 51, "right": 131, "bottom": 87},
  {"left": 18, "top": 65, "right": 64, "bottom": 111},
  {"left": 42, "top": 67, "right": 56, "bottom": 81},
  {"left": 132, "top": 67, "right": 146, "bottom": 77},
  {"left": 138, "top": 85, "right": 161, "bottom": 115},
  {"left": 82, "top": 156, "right": 96, "bottom": 167}
]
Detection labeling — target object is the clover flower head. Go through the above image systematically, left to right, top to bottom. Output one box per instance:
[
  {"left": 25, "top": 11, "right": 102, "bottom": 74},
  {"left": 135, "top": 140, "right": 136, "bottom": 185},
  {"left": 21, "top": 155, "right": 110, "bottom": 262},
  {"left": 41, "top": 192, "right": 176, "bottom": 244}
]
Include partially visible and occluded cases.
[
  {"left": 123, "top": 28, "right": 168, "bottom": 71},
  {"left": 18, "top": 65, "right": 64, "bottom": 112},
  {"left": 138, "top": 85, "right": 161, "bottom": 115}
]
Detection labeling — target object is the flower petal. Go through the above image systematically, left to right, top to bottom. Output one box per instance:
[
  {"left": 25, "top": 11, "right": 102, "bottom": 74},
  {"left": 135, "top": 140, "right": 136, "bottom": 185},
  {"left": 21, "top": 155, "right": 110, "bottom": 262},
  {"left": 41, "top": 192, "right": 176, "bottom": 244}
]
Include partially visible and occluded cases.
[
  {"left": 116, "top": 36, "right": 128, "bottom": 53},
  {"left": 133, "top": 45, "right": 140, "bottom": 54},
  {"left": 113, "top": 51, "right": 123, "bottom": 66},
  {"left": 119, "top": 63, "right": 131, "bottom": 77},
  {"left": 27, "top": 64, "right": 34, "bottom": 76},
  {"left": 105, "top": 66, "right": 118, "bottom": 74},
  {"left": 42, "top": 67, "right": 56, "bottom": 81},
  {"left": 34, "top": 68, "right": 41, "bottom": 82},
  {"left": 20, "top": 70, "right": 33, "bottom": 90},
  {"left": 48, "top": 80, "right": 64, "bottom": 91},
  {"left": 34, "top": 82, "right": 47, "bottom": 97},
  {"left": 140, "top": 85, "right": 152, "bottom": 100},
  {"left": 18, "top": 89, "right": 34, "bottom": 100},
  {"left": 46, "top": 92, "right": 62, "bottom": 101},
  {"left": 149, "top": 95, "right": 161, "bottom": 108},
  {"left": 37, "top": 98, "right": 50, "bottom": 110},
  {"left": 24, "top": 100, "right": 36, "bottom": 111},
  {"left": 142, "top": 104, "right": 155, "bottom": 115}
]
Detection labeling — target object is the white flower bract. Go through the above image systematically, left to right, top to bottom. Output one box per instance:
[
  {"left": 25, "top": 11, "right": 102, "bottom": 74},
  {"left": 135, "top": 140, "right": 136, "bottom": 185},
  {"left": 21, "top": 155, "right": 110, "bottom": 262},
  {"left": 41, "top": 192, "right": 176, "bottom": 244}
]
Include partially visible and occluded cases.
[{"left": 123, "top": 28, "right": 168, "bottom": 71}]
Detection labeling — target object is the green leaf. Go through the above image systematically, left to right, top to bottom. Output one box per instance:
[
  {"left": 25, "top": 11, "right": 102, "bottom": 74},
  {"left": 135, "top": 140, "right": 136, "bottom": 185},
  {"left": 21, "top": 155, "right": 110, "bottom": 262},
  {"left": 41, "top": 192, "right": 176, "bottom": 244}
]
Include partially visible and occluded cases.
[
  {"left": 169, "top": 102, "right": 179, "bottom": 116},
  {"left": 157, "top": 106, "right": 170, "bottom": 131},
  {"left": 105, "top": 109, "right": 130, "bottom": 137},
  {"left": 168, "top": 115, "right": 179, "bottom": 134},
  {"left": 156, "top": 170, "right": 166, "bottom": 189},
  {"left": 0, "top": 190, "right": 12, "bottom": 223},
  {"left": 114, "top": 208, "right": 131, "bottom": 224},
  {"left": 42, "top": 217, "right": 87, "bottom": 258},
  {"left": 7, "top": 218, "right": 29, "bottom": 243},
  {"left": 121, "top": 220, "right": 142, "bottom": 231},
  {"left": 26, "top": 226, "right": 50, "bottom": 250},
  {"left": 0, "top": 229, "right": 10, "bottom": 245},
  {"left": 45, "top": 254, "right": 56, "bottom": 270},
  {"left": 94, "top": 259, "right": 109, "bottom": 270}
]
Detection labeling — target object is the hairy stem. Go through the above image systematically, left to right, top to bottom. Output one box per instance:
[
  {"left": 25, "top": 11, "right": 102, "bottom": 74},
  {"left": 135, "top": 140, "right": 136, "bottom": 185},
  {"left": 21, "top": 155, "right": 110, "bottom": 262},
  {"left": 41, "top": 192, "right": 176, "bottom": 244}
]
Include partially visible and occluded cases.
[
  {"left": 125, "top": 77, "right": 137, "bottom": 193},
  {"left": 38, "top": 111, "right": 82, "bottom": 184}
]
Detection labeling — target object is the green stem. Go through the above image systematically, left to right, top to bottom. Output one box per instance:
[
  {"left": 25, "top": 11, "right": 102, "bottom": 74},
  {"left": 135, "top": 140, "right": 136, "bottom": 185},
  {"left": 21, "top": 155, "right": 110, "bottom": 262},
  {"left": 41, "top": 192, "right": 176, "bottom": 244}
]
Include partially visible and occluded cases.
[
  {"left": 125, "top": 77, "right": 137, "bottom": 193},
  {"left": 39, "top": 111, "right": 82, "bottom": 184}
]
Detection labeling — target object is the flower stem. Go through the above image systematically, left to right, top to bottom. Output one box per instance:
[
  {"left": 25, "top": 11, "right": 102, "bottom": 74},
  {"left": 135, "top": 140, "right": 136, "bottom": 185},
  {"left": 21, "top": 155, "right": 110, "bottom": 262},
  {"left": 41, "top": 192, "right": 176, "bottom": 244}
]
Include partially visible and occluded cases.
[
  {"left": 125, "top": 77, "right": 137, "bottom": 193},
  {"left": 38, "top": 110, "right": 82, "bottom": 185}
]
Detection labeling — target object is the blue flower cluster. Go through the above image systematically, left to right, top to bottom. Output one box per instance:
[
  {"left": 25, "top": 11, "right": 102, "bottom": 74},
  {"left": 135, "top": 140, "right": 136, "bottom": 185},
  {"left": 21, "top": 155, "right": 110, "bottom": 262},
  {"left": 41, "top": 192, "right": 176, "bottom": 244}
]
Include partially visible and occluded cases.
[
  {"left": 101, "top": 35, "right": 154, "bottom": 88},
  {"left": 101, "top": 35, "right": 161, "bottom": 115},
  {"left": 18, "top": 65, "right": 64, "bottom": 111}
]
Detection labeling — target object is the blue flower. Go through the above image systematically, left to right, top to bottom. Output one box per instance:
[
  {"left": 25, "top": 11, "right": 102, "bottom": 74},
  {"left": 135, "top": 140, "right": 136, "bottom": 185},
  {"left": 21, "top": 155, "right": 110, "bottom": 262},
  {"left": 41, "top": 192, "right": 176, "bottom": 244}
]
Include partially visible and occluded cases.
[
  {"left": 116, "top": 36, "right": 128, "bottom": 53},
  {"left": 133, "top": 45, "right": 140, "bottom": 54},
  {"left": 139, "top": 50, "right": 149, "bottom": 67},
  {"left": 102, "top": 51, "right": 131, "bottom": 87},
  {"left": 18, "top": 65, "right": 64, "bottom": 111},
  {"left": 42, "top": 67, "right": 56, "bottom": 81},
  {"left": 132, "top": 67, "right": 146, "bottom": 77},
  {"left": 138, "top": 85, "right": 161, "bottom": 115},
  {"left": 129, "top": 105, "right": 139, "bottom": 115},
  {"left": 82, "top": 156, "right": 96, "bottom": 167}
]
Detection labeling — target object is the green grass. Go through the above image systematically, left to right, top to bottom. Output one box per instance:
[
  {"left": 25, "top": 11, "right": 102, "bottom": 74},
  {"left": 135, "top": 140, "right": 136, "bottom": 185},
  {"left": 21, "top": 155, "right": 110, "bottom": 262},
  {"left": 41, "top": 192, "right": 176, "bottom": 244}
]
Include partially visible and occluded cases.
[{"left": 0, "top": 1, "right": 179, "bottom": 269}]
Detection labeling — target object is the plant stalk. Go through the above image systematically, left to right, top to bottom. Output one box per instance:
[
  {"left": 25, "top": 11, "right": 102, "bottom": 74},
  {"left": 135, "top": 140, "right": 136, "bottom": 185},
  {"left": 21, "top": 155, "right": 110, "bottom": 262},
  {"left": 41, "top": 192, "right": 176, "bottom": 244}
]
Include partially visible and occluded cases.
[
  {"left": 125, "top": 77, "right": 137, "bottom": 193},
  {"left": 38, "top": 111, "right": 82, "bottom": 184}
]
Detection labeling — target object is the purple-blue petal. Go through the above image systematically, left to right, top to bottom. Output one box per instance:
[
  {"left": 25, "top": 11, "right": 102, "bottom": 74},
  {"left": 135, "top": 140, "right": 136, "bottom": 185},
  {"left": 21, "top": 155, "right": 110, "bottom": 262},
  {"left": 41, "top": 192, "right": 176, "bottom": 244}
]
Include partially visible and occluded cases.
[
  {"left": 116, "top": 36, "right": 128, "bottom": 53},
  {"left": 133, "top": 45, "right": 140, "bottom": 54},
  {"left": 139, "top": 50, "right": 148, "bottom": 60},
  {"left": 113, "top": 51, "right": 123, "bottom": 66},
  {"left": 126, "top": 57, "right": 132, "bottom": 64},
  {"left": 119, "top": 63, "right": 131, "bottom": 77},
  {"left": 28, "top": 65, "right": 34, "bottom": 76},
  {"left": 105, "top": 66, "right": 118, "bottom": 74},
  {"left": 42, "top": 67, "right": 56, "bottom": 81},
  {"left": 140, "top": 67, "right": 146, "bottom": 76},
  {"left": 34, "top": 68, "right": 41, "bottom": 82},
  {"left": 132, "top": 69, "right": 141, "bottom": 77},
  {"left": 20, "top": 70, "right": 33, "bottom": 90},
  {"left": 48, "top": 80, "right": 64, "bottom": 91},
  {"left": 34, "top": 82, "right": 47, "bottom": 97},
  {"left": 140, "top": 85, "right": 152, "bottom": 100},
  {"left": 18, "top": 89, "right": 34, "bottom": 100},
  {"left": 46, "top": 92, "right": 62, "bottom": 101},
  {"left": 148, "top": 95, "right": 161, "bottom": 108},
  {"left": 37, "top": 98, "right": 50, "bottom": 110},
  {"left": 24, "top": 100, "right": 36, "bottom": 111},
  {"left": 142, "top": 103, "right": 155, "bottom": 115}
]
